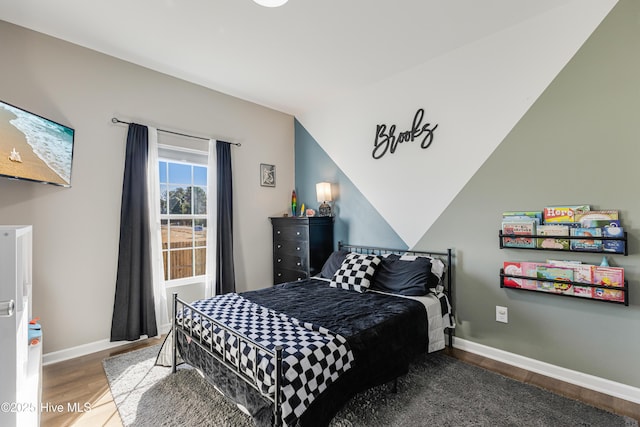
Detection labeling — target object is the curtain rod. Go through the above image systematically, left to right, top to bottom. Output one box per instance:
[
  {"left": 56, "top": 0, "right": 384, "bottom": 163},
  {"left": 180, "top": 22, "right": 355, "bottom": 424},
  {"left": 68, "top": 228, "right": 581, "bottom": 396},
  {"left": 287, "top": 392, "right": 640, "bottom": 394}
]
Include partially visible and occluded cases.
[{"left": 111, "top": 117, "right": 241, "bottom": 147}]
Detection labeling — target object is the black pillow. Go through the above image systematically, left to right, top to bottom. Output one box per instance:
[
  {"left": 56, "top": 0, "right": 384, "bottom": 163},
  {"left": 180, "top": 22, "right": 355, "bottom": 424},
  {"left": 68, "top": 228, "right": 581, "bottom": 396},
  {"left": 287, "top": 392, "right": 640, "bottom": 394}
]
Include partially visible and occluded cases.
[
  {"left": 319, "top": 250, "right": 350, "bottom": 278},
  {"left": 371, "top": 254, "right": 433, "bottom": 296}
]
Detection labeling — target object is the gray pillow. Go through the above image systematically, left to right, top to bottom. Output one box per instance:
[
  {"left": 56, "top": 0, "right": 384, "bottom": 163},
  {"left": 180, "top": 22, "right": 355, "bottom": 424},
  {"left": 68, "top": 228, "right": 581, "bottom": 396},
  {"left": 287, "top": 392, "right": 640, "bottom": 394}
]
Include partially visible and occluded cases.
[{"left": 320, "top": 250, "right": 350, "bottom": 278}]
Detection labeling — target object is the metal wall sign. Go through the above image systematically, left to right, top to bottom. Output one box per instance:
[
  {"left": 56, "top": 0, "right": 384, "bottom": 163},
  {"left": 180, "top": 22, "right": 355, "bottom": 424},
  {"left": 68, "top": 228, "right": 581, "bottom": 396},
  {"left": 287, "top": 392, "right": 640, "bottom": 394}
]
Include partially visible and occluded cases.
[{"left": 372, "top": 108, "right": 438, "bottom": 159}]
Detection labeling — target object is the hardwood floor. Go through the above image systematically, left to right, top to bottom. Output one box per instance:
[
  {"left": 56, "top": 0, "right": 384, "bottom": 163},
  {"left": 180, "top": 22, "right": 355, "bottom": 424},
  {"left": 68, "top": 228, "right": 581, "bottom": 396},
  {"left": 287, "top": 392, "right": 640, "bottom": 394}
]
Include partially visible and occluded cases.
[
  {"left": 41, "top": 337, "right": 164, "bottom": 427},
  {"left": 41, "top": 340, "right": 640, "bottom": 426}
]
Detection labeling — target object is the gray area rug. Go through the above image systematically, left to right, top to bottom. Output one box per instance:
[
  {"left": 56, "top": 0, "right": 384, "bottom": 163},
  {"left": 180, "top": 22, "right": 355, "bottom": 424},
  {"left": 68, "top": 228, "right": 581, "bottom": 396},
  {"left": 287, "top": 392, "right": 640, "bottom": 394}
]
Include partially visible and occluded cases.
[{"left": 103, "top": 345, "right": 637, "bottom": 427}]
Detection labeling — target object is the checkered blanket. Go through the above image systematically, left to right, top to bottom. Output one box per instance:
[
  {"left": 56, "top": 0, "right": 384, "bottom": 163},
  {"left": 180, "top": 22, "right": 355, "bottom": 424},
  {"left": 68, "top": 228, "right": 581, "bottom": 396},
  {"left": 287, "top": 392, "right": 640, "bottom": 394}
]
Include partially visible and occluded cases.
[{"left": 177, "top": 293, "right": 354, "bottom": 425}]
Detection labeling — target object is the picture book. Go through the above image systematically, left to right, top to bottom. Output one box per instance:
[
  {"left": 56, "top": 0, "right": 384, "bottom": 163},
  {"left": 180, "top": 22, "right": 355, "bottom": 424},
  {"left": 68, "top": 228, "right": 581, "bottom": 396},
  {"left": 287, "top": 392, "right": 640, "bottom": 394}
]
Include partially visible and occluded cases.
[
  {"left": 543, "top": 205, "right": 590, "bottom": 223},
  {"left": 574, "top": 210, "right": 619, "bottom": 228},
  {"left": 502, "top": 211, "right": 543, "bottom": 223},
  {"left": 501, "top": 220, "right": 536, "bottom": 248},
  {"left": 536, "top": 225, "right": 569, "bottom": 250},
  {"left": 602, "top": 226, "right": 625, "bottom": 254},
  {"left": 569, "top": 227, "right": 603, "bottom": 252},
  {"left": 547, "top": 261, "right": 593, "bottom": 298},
  {"left": 503, "top": 262, "right": 523, "bottom": 288},
  {"left": 520, "top": 262, "right": 543, "bottom": 290},
  {"left": 536, "top": 265, "right": 574, "bottom": 295},
  {"left": 592, "top": 266, "right": 624, "bottom": 303},
  {"left": 593, "top": 266, "right": 624, "bottom": 288},
  {"left": 593, "top": 287, "right": 625, "bottom": 303}
]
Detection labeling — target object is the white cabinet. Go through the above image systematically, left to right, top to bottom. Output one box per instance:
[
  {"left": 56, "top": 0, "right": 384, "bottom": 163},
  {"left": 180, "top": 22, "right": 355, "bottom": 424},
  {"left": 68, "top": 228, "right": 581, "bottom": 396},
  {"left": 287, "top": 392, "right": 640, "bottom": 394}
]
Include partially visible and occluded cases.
[{"left": 0, "top": 226, "right": 40, "bottom": 427}]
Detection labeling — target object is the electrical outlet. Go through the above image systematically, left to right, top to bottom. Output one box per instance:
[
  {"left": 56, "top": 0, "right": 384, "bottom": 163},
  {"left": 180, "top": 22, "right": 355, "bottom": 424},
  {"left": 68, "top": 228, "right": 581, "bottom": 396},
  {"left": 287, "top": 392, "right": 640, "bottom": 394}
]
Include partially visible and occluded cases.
[{"left": 496, "top": 306, "right": 508, "bottom": 323}]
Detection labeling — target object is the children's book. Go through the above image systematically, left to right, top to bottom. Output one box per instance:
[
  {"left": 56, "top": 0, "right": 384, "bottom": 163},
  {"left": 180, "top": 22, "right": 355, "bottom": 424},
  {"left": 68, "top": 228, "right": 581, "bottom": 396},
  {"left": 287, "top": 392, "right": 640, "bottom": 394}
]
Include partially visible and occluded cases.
[
  {"left": 543, "top": 205, "right": 590, "bottom": 223},
  {"left": 574, "top": 210, "right": 619, "bottom": 228},
  {"left": 502, "top": 211, "right": 543, "bottom": 223},
  {"left": 501, "top": 220, "right": 536, "bottom": 248},
  {"left": 536, "top": 224, "right": 569, "bottom": 250},
  {"left": 602, "top": 226, "right": 625, "bottom": 254},
  {"left": 570, "top": 227, "right": 603, "bottom": 252},
  {"left": 503, "top": 262, "right": 523, "bottom": 288},
  {"left": 520, "top": 262, "right": 543, "bottom": 290},
  {"left": 536, "top": 265, "right": 574, "bottom": 295},
  {"left": 592, "top": 266, "right": 624, "bottom": 303},
  {"left": 593, "top": 266, "right": 624, "bottom": 288},
  {"left": 593, "top": 287, "right": 625, "bottom": 302}
]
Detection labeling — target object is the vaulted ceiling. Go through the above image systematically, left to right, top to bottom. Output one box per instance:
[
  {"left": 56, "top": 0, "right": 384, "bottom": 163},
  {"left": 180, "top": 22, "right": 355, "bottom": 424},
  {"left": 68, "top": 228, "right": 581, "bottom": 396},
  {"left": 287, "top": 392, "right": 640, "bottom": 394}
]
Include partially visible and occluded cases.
[{"left": 0, "top": 0, "right": 576, "bottom": 115}]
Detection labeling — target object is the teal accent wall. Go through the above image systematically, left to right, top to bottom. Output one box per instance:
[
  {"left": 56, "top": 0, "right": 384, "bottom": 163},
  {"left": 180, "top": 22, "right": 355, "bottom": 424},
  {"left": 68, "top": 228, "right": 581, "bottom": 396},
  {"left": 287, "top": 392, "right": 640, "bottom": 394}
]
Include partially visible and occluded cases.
[{"left": 294, "top": 119, "right": 406, "bottom": 250}]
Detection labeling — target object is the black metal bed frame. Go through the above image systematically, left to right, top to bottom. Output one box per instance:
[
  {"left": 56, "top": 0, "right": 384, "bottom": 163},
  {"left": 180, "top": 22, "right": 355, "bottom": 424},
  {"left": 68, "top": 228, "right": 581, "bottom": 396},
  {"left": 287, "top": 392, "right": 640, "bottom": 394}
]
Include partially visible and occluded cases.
[{"left": 170, "top": 243, "right": 455, "bottom": 426}]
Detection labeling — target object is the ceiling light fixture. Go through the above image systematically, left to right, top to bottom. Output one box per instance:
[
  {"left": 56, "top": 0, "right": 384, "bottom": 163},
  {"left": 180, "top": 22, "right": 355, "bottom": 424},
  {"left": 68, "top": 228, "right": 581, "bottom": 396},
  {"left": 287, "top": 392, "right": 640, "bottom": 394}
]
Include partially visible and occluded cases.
[{"left": 253, "top": 0, "right": 288, "bottom": 7}]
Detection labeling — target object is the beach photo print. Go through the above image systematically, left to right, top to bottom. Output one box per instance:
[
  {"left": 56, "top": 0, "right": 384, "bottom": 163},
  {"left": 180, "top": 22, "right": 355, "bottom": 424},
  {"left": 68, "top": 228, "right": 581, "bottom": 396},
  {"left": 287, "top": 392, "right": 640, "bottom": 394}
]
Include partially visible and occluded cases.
[{"left": 0, "top": 100, "right": 74, "bottom": 187}]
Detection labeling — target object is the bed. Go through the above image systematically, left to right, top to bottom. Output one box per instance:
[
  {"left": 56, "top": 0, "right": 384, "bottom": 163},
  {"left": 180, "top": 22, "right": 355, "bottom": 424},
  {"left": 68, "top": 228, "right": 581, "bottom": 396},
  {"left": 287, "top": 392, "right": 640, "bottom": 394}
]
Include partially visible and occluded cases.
[{"left": 158, "top": 243, "right": 455, "bottom": 426}]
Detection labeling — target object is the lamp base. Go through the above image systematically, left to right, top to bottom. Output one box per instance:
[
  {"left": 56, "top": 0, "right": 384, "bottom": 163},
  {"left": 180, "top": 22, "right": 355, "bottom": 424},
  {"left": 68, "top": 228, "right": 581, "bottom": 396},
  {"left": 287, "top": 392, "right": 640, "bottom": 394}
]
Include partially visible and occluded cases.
[{"left": 318, "top": 202, "right": 332, "bottom": 217}]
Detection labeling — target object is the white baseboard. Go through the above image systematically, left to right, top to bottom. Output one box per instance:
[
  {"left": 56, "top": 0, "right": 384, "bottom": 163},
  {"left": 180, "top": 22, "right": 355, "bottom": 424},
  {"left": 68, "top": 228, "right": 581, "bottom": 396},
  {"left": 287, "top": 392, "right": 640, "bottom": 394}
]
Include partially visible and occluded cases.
[
  {"left": 43, "top": 322, "right": 171, "bottom": 366},
  {"left": 453, "top": 337, "right": 640, "bottom": 405}
]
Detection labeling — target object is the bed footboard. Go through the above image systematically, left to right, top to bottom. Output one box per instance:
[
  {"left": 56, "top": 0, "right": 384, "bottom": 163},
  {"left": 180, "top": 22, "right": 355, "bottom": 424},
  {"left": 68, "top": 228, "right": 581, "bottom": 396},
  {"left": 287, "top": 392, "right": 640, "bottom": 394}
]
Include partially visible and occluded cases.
[{"left": 171, "top": 292, "right": 283, "bottom": 426}]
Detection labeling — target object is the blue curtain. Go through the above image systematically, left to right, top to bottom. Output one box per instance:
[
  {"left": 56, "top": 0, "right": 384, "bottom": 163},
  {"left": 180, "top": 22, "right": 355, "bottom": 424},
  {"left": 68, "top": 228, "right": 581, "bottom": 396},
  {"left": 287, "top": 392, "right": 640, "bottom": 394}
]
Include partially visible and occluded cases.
[
  {"left": 110, "top": 123, "right": 158, "bottom": 341},
  {"left": 216, "top": 141, "right": 236, "bottom": 294}
]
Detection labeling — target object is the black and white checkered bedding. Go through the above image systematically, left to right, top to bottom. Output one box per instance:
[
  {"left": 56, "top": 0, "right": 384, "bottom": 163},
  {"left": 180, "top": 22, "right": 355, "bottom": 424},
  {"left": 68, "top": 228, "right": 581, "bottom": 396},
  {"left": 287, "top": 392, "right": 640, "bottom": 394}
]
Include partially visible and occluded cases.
[{"left": 177, "top": 293, "right": 354, "bottom": 425}]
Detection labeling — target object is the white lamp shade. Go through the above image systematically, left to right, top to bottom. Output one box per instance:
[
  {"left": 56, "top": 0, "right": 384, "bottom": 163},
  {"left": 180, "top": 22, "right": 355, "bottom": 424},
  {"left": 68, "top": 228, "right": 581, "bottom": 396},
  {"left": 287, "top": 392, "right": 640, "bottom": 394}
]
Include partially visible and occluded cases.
[
  {"left": 253, "top": 0, "right": 288, "bottom": 7},
  {"left": 316, "top": 182, "right": 332, "bottom": 203}
]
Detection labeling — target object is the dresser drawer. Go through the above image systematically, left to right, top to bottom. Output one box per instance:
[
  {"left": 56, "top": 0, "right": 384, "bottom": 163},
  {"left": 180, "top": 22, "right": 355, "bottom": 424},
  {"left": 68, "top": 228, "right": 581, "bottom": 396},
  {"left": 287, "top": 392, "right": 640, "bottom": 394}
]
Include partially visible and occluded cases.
[
  {"left": 273, "top": 225, "right": 308, "bottom": 242},
  {"left": 274, "top": 240, "right": 308, "bottom": 257},
  {"left": 274, "top": 253, "right": 307, "bottom": 270},
  {"left": 274, "top": 268, "right": 308, "bottom": 283}
]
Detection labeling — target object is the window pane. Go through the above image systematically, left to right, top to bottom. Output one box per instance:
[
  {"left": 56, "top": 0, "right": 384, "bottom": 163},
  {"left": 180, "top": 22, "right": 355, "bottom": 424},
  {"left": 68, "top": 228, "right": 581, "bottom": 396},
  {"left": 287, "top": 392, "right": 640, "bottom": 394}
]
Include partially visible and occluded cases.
[
  {"left": 159, "top": 157, "right": 208, "bottom": 286},
  {"left": 159, "top": 161, "right": 167, "bottom": 183},
  {"left": 168, "top": 162, "right": 192, "bottom": 185},
  {"left": 194, "top": 166, "right": 207, "bottom": 186},
  {"left": 160, "top": 185, "right": 168, "bottom": 215},
  {"left": 168, "top": 185, "right": 192, "bottom": 215},
  {"left": 193, "top": 186, "right": 207, "bottom": 215},
  {"left": 161, "top": 219, "right": 169, "bottom": 250},
  {"left": 169, "top": 219, "right": 193, "bottom": 249},
  {"left": 194, "top": 219, "right": 207, "bottom": 247},
  {"left": 194, "top": 248, "right": 206, "bottom": 276},
  {"left": 170, "top": 249, "right": 193, "bottom": 280},
  {"left": 162, "top": 251, "right": 168, "bottom": 281}
]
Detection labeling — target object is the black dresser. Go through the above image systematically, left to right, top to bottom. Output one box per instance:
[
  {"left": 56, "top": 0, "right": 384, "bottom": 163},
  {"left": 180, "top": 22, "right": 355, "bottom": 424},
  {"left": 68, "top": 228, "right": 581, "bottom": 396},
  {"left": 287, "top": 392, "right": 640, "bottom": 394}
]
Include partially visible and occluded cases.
[{"left": 270, "top": 216, "right": 334, "bottom": 285}]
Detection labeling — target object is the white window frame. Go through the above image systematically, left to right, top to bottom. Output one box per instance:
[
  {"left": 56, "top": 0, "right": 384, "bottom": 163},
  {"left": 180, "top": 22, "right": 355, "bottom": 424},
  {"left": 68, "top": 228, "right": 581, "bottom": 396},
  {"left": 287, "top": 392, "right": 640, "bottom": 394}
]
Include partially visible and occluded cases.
[{"left": 158, "top": 144, "right": 209, "bottom": 288}]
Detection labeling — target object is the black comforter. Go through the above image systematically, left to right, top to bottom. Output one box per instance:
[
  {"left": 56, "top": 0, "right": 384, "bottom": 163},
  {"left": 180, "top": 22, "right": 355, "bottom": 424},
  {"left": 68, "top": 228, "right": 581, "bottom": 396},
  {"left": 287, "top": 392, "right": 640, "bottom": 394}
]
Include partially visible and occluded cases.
[{"left": 176, "top": 278, "right": 428, "bottom": 426}]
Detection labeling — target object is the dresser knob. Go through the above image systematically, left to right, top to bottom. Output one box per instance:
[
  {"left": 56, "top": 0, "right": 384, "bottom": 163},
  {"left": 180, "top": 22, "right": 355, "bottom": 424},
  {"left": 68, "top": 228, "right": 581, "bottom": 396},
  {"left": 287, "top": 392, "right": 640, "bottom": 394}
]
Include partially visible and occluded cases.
[
  {"left": 277, "top": 230, "right": 281, "bottom": 234},
  {"left": 296, "top": 232, "right": 300, "bottom": 235},
  {"left": 277, "top": 244, "right": 281, "bottom": 249},
  {"left": 296, "top": 247, "right": 300, "bottom": 251},
  {"left": 277, "top": 259, "right": 281, "bottom": 263},
  {"left": 296, "top": 262, "right": 301, "bottom": 266},
  {"left": 278, "top": 273, "right": 282, "bottom": 277}
]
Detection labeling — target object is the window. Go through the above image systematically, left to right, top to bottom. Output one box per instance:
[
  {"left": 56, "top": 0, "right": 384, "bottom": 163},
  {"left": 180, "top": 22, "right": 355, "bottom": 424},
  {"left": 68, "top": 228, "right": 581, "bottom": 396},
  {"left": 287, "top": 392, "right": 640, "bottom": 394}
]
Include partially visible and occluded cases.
[{"left": 159, "top": 157, "right": 208, "bottom": 284}]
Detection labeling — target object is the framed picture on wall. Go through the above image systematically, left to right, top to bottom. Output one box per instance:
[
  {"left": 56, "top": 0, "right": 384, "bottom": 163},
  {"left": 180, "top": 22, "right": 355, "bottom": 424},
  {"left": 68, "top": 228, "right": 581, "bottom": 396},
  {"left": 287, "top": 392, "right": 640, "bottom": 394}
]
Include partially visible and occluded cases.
[{"left": 260, "top": 163, "right": 276, "bottom": 187}]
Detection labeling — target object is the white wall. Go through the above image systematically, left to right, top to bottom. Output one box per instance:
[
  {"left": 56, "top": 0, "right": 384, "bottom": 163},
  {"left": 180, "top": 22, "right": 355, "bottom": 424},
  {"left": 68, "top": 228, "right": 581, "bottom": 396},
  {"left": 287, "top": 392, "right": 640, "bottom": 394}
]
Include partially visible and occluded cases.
[
  {"left": 296, "top": 0, "right": 616, "bottom": 249},
  {"left": 0, "top": 20, "right": 294, "bottom": 354}
]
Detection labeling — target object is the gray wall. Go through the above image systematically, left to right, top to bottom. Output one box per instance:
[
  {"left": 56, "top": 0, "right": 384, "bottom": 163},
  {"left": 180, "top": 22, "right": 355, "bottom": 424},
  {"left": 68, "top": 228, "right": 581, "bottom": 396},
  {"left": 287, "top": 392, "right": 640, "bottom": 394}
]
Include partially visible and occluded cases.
[
  {"left": 415, "top": 0, "right": 640, "bottom": 388},
  {"left": 0, "top": 20, "right": 295, "bottom": 354}
]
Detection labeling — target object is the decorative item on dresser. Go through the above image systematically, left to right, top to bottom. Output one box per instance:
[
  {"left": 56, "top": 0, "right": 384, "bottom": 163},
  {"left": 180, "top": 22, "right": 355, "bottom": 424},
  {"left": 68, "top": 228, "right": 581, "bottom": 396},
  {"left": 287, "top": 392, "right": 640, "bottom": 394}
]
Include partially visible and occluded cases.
[
  {"left": 316, "top": 182, "right": 333, "bottom": 217},
  {"left": 270, "top": 216, "right": 334, "bottom": 284}
]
